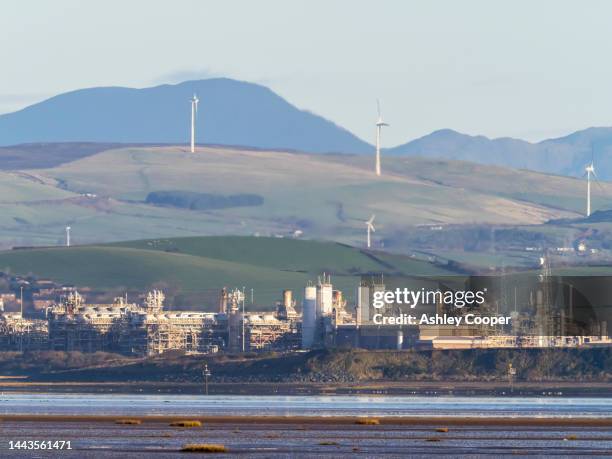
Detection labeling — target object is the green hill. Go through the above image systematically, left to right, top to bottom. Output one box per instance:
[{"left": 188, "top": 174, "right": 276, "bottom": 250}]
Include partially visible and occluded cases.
[
  {"left": 3, "top": 143, "right": 610, "bottom": 269},
  {"left": 23, "top": 145, "right": 583, "bottom": 246},
  {"left": 0, "top": 236, "right": 454, "bottom": 309},
  {"left": 110, "top": 236, "right": 450, "bottom": 275}
]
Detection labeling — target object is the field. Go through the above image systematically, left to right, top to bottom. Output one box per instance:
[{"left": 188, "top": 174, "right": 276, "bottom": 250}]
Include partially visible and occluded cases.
[
  {"left": 1, "top": 143, "right": 611, "bottom": 268},
  {"left": 336, "top": 155, "right": 608, "bottom": 215},
  {"left": 0, "top": 236, "right": 454, "bottom": 308}
]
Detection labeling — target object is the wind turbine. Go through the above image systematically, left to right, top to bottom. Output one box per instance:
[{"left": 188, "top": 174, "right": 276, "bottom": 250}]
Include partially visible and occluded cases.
[
  {"left": 190, "top": 94, "right": 199, "bottom": 153},
  {"left": 375, "top": 100, "right": 389, "bottom": 176},
  {"left": 584, "top": 146, "right": 600, "bottom": 217},
  {"left": 585, "top": 162, "right": 595, "bottom": 217},
  {"left": 365, "top": 215, "right": 376, "bottom": 248},
  {"left": 65, "top": 226, "right": 71, "bottom": 247}
]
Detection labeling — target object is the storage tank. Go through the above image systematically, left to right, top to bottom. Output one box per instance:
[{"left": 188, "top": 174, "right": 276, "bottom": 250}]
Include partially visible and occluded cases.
[
  {"left": 316, "top": 276, "right": 333, "bottom": 318},
  {"left": 301, "top": 285, "right": 317, "bottom": 349},
  {"left": 356, "top": 285, "right": 370, "bottom": 325},
  {"left": 283, "top": 289, "right": 293, "bottom": 309}
]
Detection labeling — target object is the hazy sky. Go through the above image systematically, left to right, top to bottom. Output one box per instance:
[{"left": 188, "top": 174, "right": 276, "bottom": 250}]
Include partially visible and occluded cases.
[{"left": 2, "top": 0, "right": 612, "bottom": 145}]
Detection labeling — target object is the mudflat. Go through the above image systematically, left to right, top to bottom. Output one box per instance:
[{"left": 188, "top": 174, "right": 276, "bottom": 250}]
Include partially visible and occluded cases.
[{"left": 0, "top": 416, "right": 610, "bottom": 457}]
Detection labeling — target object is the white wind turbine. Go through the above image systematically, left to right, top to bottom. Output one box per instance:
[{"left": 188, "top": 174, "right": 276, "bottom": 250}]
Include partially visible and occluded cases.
[
  {"left": 190, "top": 94, "right": 199, "bottom": 153},
  {"left": 375, "top": 100, "right": 389, "bottom": 176},
  {"left": 584, "top": 146, "right": 602, "bottom": 217},
  {"left": 585, "top": 162, "right": 595, "bottom": 217},
  {"left": 365, "top": 215, "right": 376, "bottom": 248},
  {"left": 65, "top": 226, "right": 71, "bottom": 247}
]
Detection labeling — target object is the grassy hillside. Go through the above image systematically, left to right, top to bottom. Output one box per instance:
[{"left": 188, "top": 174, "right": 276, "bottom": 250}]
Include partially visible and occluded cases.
[
  {"left": 0, "top": 143, "right": 125, "bottom": 170},
  {"left": 2, "top": 143, "right": 610, "bottom": 268},
  {"left": 9, "top": 144, "right": 583, "bottom": 252},
  {"left": 38, "top": 146, "right": 578, "bottom": 224},
  {"left": 331, "top": 155, "right": 612, "bottom": 215},
  {"left": 0, "top": 171, "right": 73, "bottom": 202},
  {"left": 0, "top": 236, "right": 454, "bottom": 309},
  {"left": 111, "top": 236, "right": 450, "bottom": 275}
]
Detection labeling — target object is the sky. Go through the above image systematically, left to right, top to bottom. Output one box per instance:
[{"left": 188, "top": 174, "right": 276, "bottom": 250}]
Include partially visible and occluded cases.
[{"left": 2, "top": 0, "right": 612, "bottom": 146}]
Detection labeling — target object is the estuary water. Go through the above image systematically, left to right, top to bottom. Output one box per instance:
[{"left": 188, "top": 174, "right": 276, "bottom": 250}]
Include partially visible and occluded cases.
[{"left": 1, "top": 394, "right": 611, "bottom": 418}]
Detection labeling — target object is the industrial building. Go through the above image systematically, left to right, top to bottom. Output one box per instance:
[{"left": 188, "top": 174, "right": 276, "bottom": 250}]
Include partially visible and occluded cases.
[
  {"left": 0, "top": 268, "right": 610, "bottom": 355},
  {"left": 0, "top": 287, "right": 301, "bottom": 355},
  {"left": 0, "top": 289, "right": 227, "bottom": 355},
  {"left": 244, "top": 290, "right": 300, "bottom": 351},
  {"left": 0, "top": 311, "right": 48, "bottom": 351}
]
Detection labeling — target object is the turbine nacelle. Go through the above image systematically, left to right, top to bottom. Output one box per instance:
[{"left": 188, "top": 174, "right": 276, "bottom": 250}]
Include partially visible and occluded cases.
[
  {"left": 191, "top": 94, "right": 199, "bottom": 114},
  {"left": 376, "top": 100, "right": 389, "bottom": 127}
]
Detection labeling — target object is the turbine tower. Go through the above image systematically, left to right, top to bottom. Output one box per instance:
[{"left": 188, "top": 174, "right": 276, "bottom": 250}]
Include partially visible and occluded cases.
[
  {"left": 190, "top": 94, "right": 199, "bottom": 153},
  {"left": 375, "top": 100, "right": 389, "bottom": 176},
  {"left": 585, "top": 161, "right": 595, "bottom": 217},
  {"left": 365, "top": 215, "right": 376, "bottom": 248},
  {"left": 65, "top": 226, "right": 71, "bottom": 247}
]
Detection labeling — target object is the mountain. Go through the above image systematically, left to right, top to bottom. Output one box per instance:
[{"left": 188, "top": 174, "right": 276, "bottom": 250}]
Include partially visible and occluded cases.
[
  {"left": 4, "top": 77, "right": 612, "bottom": 178},
  {"left": 0, "top": 78, "right": 371, "bottom": 154},
  {"left": 388, "top": 127, "right": 612, "bottom": 180}
]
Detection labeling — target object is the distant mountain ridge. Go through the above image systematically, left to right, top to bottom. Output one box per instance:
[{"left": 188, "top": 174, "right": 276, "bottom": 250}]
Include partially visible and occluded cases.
[
  {"left": 0, "top": 78, "right": 371, "bottom": 154},
  {"left": 3, "top": 78, "right": 612, "bottom": 178},
  {"left": 388, "top": 127, "right": 612, "bottom": 180}
]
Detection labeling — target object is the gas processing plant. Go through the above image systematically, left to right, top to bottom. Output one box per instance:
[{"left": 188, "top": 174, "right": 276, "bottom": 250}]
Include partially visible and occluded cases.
[{"left": 0, "top": 271, "right": 610, "bottom": 356}]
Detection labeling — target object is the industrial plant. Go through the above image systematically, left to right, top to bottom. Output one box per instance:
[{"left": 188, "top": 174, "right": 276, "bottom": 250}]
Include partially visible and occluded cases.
[{"left": 1, "top": 266, "right": 610, "bottom": 356}]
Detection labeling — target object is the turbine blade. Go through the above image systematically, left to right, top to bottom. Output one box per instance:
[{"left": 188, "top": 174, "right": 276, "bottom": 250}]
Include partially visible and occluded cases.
[
  {"left": 377, "top": 99, "right": 381, "bottom": 118},
  {"left": 594, "top": 176, "right": 605, "bottom": 192}
]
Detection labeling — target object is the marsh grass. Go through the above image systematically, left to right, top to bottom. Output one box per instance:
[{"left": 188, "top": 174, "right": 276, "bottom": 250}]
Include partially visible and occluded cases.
[
  {"left": 355, "top": 418, "right": 380, "bottom": 425},
  {"left": 115, "top": 419, "right": 142, "bottom": 425},
  {"left": 170, "top": 420, "right": 202, "bottom": 428},
  {"left": 181, "top": 444, "right": 227, "bottom": 453}
]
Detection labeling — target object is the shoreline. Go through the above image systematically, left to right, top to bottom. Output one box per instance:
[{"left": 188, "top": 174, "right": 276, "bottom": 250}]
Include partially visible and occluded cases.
[
  {"left": 1, "top": 380, "right": 611, "bottom": 396},
  {"left": 1, "top": 414, "right": 611, "bottom": 427}
]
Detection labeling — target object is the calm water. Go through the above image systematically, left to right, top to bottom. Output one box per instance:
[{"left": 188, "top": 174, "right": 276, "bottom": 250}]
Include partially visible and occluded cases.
[{"left": 1, "top": 394, "right": 611, "bottom": 418}]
